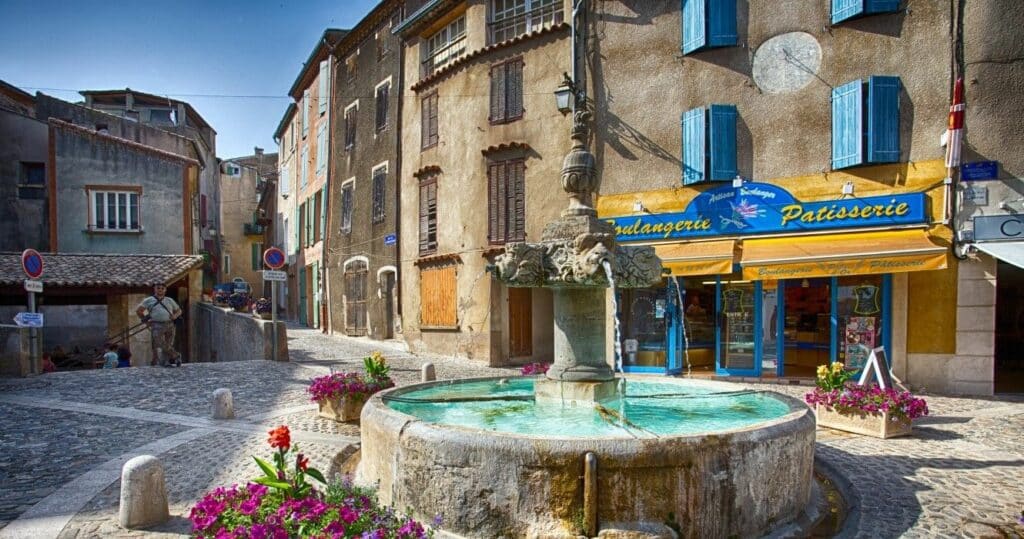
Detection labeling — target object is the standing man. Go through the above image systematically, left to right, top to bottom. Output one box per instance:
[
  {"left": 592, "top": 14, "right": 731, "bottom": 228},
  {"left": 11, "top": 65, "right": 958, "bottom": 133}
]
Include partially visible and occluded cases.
[{"left": 136, "top": 283, "right": 183, "bottom": 367}]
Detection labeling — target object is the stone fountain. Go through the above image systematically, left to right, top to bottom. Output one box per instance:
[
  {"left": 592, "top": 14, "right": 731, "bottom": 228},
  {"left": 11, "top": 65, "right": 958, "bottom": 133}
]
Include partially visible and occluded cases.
[
  {"left": 488, "top": 109, "right": 661, "bottom": 403},
  {"left": 356, "top": 110, "right": 816, "bottom": 539}
]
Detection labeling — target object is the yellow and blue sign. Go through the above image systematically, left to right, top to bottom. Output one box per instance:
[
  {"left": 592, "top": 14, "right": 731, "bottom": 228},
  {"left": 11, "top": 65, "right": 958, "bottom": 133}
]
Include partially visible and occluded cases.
[{"left": 606, "top": 182, "right": 927, "bottom": 242}]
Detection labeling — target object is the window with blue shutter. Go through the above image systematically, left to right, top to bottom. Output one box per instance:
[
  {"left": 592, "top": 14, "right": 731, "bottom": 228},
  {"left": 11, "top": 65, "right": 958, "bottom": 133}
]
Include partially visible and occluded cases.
[
  {"left": 681, "top": 0, "right": 737, "bottom": 55},
  {"left": 832, "top": 0, "right": 900, "bottom": 25},
  {"left": 318, "top": 60, "right": 329, "bottom": 115},
  {"left": 831, "top": 76, "right": 900, "bottom": 170},
  {"left": 867, "top": 76, "right": 900, "bottom": 164},
  {"left": 302, "top": 90, "right": 310, "bottom": 138},
  {"left": 682, "top": 105, "right": 737, "bottom": 184},
  {"left": 319, "top": 187, "right": 328, "bottom": 240}
]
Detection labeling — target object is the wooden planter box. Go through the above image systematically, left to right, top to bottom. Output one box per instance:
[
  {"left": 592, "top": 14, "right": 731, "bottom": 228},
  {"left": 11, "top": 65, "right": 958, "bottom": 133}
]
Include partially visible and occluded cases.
[
  {"left": 317, "top": 395, "right": 367, "bottom": 422},
  {"left": 815, "top": 404, "right": 912, "bottom": 438}
]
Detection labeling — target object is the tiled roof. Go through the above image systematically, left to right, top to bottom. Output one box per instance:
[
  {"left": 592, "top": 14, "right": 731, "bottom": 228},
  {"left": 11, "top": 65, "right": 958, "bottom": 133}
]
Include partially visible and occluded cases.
[{"left": 0, "top": 253, "right": 203, "bottom": 288}]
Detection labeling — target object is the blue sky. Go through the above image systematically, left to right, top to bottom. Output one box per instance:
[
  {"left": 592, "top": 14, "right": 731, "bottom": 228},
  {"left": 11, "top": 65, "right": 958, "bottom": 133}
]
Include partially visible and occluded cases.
[{"left": 0, "top": 0, "right": 380, "bottom": 159}]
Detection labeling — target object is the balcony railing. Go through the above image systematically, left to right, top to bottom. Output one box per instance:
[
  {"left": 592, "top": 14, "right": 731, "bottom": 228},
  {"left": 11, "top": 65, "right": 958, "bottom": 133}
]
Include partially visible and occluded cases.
[
  {"left": 488, "top": 2, "right": 564, "bottom": 44},
  {"left": 420, "top": 34, "right": 466, "bottom": 78},
  {"left": 244, "top": 222, "right": 265, "bottom": 236}
]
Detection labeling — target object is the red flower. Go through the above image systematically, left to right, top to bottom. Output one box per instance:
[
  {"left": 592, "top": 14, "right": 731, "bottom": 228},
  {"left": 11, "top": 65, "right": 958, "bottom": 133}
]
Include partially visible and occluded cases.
[
  {"left": 268, "top": 425, "right": 291, "bottom": 451},
  {"left": 297, "top": 454, "right": 309, "bottom": 471}
]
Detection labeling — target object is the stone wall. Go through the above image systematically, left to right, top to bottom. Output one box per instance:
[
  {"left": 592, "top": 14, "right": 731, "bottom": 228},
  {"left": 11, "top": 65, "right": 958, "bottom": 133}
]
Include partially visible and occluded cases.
[
  {"left": 0, "top": 108, "right": 49, "bottom": 251},
  {"left": 195, "top": 302, "right": 288, "bottom": 362}
]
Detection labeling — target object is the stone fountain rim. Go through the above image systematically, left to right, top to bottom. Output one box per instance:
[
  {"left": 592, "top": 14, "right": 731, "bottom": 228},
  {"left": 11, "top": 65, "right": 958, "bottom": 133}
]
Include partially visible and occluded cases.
[{"left": 366, "top": 375, "right": 813, "bottom": 443}]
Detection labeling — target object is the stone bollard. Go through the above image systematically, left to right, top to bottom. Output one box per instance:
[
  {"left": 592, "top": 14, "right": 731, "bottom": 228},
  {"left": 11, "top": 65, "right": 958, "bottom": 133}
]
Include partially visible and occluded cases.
[
  {"left": 421, "top": 362, "right": 436, "bottom": 382},
  {"left": 212, "top": 388, "right": 234, "bottom": 419},
  {"left": 119, "top": 455, "right": 169, "bottom": 529}
]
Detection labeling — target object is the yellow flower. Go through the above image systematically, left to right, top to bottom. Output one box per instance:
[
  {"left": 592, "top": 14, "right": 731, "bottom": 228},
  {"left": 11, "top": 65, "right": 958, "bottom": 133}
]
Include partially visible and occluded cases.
[
  {"left": 831, "top": 362, "right": 844, "bottom": 373},
  {"left": 817, "top": 365, "right": 829, "bottom": 377}
]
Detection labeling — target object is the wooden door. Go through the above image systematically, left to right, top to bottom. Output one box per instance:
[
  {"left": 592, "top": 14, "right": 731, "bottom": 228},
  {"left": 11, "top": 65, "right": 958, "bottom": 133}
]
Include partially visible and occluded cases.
[{"left": 508, "top": 287, "right": 532, "bottom": 358}]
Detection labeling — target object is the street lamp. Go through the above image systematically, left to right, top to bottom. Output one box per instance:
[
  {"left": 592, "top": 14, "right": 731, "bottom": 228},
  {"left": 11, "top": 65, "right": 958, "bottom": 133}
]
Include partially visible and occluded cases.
[{"left": 554, "top": 82, "right": 574, "bottom": 114}]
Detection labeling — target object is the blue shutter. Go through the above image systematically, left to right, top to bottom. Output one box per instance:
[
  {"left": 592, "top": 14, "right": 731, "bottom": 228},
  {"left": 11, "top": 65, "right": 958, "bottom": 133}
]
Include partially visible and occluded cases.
[
  {"left": 681, "top": 0, "right": 706, "bottom": 54},
  {"left": 708, "top": 0, "right": 738, "bottom": 48},
  {"left": 831, "top": 0, "right": 863, "bottom": 24},
  {"left": 867, "top": 0, "right": 900, "bottom": 13},
  {"left": 318, "top": 60, "right": 329, "bottom": 115},
  {"left": 867, "top": 76, "right": 901, "bottom": 163},
  {"left": 831, "top": 80, "right": 863, "bottom": 170},
  {"left": 709, "top": 104, "right": 737, "bottom": 181},
  {"left": 682, "top": 107, "right": 706, "bottom": 184},
  {"left": 292, "top": 207, "right": 299, "bottom": 254}
]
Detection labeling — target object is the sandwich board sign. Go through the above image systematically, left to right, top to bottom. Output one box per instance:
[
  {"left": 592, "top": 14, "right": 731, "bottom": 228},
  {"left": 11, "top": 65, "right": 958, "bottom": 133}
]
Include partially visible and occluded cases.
[{"left": 857, "top": 347, "right": 893, "bottom": 389}]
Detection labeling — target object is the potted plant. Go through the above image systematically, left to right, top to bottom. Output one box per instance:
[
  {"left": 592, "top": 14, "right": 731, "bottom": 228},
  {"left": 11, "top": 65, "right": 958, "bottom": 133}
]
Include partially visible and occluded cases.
[
  {"left": 212, "top": 289, "right": 230, "bottom": 306},
  {"left": 227, "top": 292, "right": 250, "bottom": 312},
  {"left": 253, "top": 297, "right": 272, "bottom": 320},
  {"left": 308, "top": 352, "right": 395, "bottom": 422},
  {"left": 805, "top": 362, "right": 928, "bottom": 438},
  {"left": 188, "top": 425, "right": 432, "bottom": 538}
]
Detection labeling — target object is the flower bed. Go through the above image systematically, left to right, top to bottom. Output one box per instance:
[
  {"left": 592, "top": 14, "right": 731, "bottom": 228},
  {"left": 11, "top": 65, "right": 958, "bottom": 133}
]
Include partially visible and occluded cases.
[
  {"left": 520, "top": 362, "right": 550, "bottom": 376},
  {"left": 805, "top": 362, "right": 928, "bottom": 439},
  {"left": 189, "top": 425, "right": 433, "bottom": 538}
]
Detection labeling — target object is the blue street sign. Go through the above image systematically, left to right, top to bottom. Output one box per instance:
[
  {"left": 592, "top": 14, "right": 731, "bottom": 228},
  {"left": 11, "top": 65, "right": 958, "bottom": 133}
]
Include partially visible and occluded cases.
[
  {"left": 961, "top": 161, "right": 999, "bottom": 181},
  {"left": 384, "top": 234, "right": 397, "bottom": 246},
  {"left": 13, "top": 312, "right": 44, "bottom": 328}
]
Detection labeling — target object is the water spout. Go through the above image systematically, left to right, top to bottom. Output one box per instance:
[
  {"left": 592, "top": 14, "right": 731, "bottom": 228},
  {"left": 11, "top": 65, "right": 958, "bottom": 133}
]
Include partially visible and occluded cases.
[
  {"left": 602, "top": 260, "right": 622, "bottom": 374},
  {"left": 671, "top": 276, "right": 693, "bottom": 377}
]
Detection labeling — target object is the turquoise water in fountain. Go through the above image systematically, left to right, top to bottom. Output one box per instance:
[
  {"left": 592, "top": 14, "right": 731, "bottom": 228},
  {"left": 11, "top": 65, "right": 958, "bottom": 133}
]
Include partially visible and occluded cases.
[{"left": 385, "top": 378, "right": 793, "bottom": 438}]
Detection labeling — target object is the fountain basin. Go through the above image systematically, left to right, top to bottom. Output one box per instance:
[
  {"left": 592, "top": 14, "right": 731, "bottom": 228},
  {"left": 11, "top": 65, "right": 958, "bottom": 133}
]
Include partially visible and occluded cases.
[{"left": 356, "top": 377, "right": 815, "bottom": 538}]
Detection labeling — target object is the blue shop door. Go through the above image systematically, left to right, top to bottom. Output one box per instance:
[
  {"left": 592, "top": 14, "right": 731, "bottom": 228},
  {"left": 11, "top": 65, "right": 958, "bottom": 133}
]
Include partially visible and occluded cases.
[
  {"left": 665, "top": 279, "right": 683, "bottom": 374},
  {"left": 716, "top": 279, "right": 762, "bottom": 377}
]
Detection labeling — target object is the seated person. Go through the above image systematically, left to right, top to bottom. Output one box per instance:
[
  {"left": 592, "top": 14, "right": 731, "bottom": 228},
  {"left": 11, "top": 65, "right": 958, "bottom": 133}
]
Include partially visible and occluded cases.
[
  {"left": 102, "top": 343, "right": 119, "bottom": 369},
  {"left": 117, "top": 346, "right": 132, "bottom": 368}
]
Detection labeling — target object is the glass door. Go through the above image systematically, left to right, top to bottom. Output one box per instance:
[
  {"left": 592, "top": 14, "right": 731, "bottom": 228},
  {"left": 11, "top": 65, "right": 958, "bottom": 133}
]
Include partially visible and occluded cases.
[
  {"left": 717, "top": 278, "right": 760, "bottom": 376},
  {"left": 780, "top": 278, "right": 831, "bottom": 378}
]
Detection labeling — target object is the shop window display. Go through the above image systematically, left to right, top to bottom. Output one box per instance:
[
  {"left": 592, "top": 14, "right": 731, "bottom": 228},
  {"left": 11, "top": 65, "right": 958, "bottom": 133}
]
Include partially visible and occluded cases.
[
  {"left": 837, "top": 275, "right": 884, "bottom": 370},
  {"left": 783, "top": 279, "right": 831, "bottom": 377},
  {"left": 620, "top": 286, "right": 668, "bottom": 367}
]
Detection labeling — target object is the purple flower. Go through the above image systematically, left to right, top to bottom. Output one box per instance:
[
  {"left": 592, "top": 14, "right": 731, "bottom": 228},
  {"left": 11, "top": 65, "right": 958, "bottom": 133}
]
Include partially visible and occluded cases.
[{"left": 238, "top": 497, "right": 259, "bottom": 516}]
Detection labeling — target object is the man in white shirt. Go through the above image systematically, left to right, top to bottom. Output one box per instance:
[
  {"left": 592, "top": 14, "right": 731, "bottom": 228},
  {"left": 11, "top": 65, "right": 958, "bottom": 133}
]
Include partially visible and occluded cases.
[{"left": 136, "top": 283, "right": 183, "bottom": 367}]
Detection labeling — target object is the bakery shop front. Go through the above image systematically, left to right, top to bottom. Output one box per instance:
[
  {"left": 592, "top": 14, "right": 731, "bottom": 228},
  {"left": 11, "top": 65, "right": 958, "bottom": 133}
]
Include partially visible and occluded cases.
[{"left": 600, "top": 181, "right": 948, "bottom": 378}]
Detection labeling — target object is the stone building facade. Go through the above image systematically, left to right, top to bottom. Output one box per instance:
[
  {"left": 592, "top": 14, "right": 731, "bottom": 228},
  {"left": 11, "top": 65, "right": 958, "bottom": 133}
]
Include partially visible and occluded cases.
[
  {"left": 325, "top": 0, "right": 405, "bottom": 340},
  {"left": 395, "top": 0, "right": 573, "bottom": 363},
  {"left": 589, "top": 0, "right": 1018, "bottom": 395},
  {"left": 276, "top": 29, "right": 347, "bottom": 329},
  {"left": 0, "top": 82, "right": 48, "bottom": 252},
  {"left": 219, "top": 152, "right": 278, "bottom": 292}
]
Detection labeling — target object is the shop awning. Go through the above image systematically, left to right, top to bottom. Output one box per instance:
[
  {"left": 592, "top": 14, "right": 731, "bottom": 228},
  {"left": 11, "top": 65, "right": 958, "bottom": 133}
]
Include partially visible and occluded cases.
[
  {"left": 740, "top": 230, "right": 948, "bottom": 280},
  {"left": 654, "top": 240, "right": 736, "bottom": 276},
  {"left": 974, "top": 241, "right": 1024, "bottom": 269}
]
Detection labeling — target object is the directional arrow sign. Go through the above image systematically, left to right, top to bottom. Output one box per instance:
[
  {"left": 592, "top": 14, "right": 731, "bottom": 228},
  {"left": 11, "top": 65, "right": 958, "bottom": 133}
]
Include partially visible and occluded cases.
[{"left": 13, "top": 312, "right": 44, "bottom": 328}]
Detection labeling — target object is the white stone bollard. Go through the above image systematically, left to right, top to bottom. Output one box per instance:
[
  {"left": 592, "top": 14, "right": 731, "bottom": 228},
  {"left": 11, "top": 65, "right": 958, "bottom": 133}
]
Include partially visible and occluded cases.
[
  {"left": 421, "top": 362, "right": 436, "bottom": 382},
  {"left": 212, "top": 388, "right": 234, "bottom": 419},
  {"left": 119, "top": 455, "right": 169, "bottom": 529}
]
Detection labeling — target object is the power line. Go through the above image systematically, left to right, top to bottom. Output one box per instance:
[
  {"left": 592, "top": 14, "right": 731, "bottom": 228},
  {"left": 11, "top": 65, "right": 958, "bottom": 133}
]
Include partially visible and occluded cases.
[{"left": 16, "top": 85, "right": 568, "bottom": 101}]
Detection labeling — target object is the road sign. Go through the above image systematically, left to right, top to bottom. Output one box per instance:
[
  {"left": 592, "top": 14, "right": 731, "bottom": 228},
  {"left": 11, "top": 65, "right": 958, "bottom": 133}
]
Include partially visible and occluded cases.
[
  {"left": 961, "top": 161, "right": 999, "bottom": 181},
  {"left": 384, "top": 233, "right": 397, "bottom": 246},
  {"left": 263, "top": 247, "right": 286, "bottom": 270},
  {"left": 21, "top": 249, "right": 43, "bottom": 279},
  {"left": 263, "top": 270, "right": 287, "bottom": 282},
  {"left": 23, "top": 280, "right": 43, "bottom": 293},
  {"left": 13, "top": 312, "right": 44, "bottom": 328}
]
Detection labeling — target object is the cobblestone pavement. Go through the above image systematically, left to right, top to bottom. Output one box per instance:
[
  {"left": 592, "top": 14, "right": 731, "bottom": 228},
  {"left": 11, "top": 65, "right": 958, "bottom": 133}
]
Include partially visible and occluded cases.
[{"left": 0, "top": 324, "right": 1020, "bottom": 538}]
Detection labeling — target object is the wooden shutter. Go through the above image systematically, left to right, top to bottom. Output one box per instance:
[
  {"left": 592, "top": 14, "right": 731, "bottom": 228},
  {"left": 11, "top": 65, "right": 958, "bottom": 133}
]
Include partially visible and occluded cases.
[
  {"left": 681, "top": 0, "right": 706, "bottom": 54},
  {"left": 707, "top": 0, "right": 738, "bottom": 48},
  {"left": 508, "top": 59, "right": 524, "bottom": 120},
  {"left": 318, "top": 60, "right": 329, "bottom": 114},
  {"left": 490, "top": 62, "right": 507, "bottom": 123},
  {"left": 867, "top": 76, "right": 900, "bottom": 164},
  {"left": 831, "top": 80, "right": 864, "bottom": 170},
  {"left": 302, "top": 90, "right": 310, "bottom": 137},
  {"left": 421, "top": 94, "right": 438, "bottom": 149},
  {"left": 429, "top": 94, "right": 439, "bottom": 146},
  {"left": 709, "top": 104, "right": 737, "bottom": 181},
  {"left": 345, "top": 107, "right": 356, "bottom": 149},
  {"left": 681, "top": 107, "right": 706, "bottom": 184},
  {"left": 316, "top": 123, "right": 326, "bottom": 174},
  {"left": 512, "top": 159, "right": 526, "bottom": 241},
  {"left": 488, "top": 163, "right": 499, "bottom": 243},
  {"left": 419, "top": 178, "right": 437, "bottom": 253},
  {"left": 341, "top": 185, "right": 353, "bottom": 233},
  {"left": 319, "top": 188, "right": 327, "bottom": 240},
  {"left": 292, "top": 207, "right": 299, "bottom": 253},
  {"left": 251, "top": 243, "right": 259, "bottom": 271},
  {"left": 420, "top": 264, "right": 457, "bottom": 328}
]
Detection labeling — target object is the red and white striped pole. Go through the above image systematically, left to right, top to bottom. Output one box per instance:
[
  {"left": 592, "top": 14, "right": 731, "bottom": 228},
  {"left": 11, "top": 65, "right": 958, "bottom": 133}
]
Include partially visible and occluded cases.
[{"left": 945, "top": 77, "right": 964, "bottom": 168}]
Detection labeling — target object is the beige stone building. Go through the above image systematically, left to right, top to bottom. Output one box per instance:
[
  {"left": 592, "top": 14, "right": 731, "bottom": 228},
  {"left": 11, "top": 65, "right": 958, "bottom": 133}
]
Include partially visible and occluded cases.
[
  {"left": 395, "top": 0, "right": 573, "bottom": 363},
  {"left": 219, "top": 153, "right": 277, "bottom": 292}
]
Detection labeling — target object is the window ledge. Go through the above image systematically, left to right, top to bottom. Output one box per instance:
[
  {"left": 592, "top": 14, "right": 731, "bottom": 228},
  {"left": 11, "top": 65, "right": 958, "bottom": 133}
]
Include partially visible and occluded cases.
[
  {"left": 84, "top": 228, "right": 144, "bottom": 235},
  {"left": 420, "top": 325, "right": 460, "bottom": 331}
]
